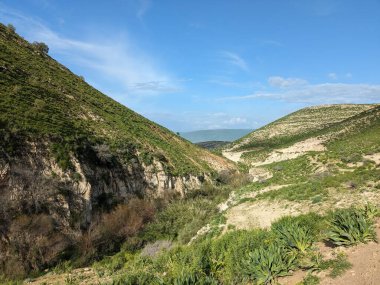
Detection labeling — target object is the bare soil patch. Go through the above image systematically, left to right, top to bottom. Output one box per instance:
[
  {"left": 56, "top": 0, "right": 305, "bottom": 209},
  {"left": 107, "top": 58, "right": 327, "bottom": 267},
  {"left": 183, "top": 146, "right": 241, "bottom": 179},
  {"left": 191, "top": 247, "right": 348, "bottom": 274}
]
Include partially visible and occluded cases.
[
  {"left": 252, "top": 137, "right": 326, "bottom": 166},
  {"left": 226, "top": 200, "right": 302, "bottom": 229}
]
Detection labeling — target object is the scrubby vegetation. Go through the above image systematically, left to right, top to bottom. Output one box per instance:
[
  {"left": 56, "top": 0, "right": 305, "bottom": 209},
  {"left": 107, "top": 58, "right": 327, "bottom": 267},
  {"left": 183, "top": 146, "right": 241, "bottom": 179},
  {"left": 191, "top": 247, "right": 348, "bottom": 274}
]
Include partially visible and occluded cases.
[
  {"left": 66, "top": 207, "right": 374, "bottom": 284},
  {"left": 327, "top": 207, "right": 377, "bottom": 246}
]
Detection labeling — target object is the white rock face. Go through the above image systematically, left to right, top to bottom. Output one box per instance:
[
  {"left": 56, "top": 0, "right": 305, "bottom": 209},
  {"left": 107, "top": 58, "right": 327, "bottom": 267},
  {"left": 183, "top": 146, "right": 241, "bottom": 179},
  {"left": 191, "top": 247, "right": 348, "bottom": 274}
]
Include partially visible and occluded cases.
[
  {"left": 0, "top": 140, "right": 211, "bottom": 231},
  {"left": 143, "top": 159, "right": 205, "bottom": 197}
]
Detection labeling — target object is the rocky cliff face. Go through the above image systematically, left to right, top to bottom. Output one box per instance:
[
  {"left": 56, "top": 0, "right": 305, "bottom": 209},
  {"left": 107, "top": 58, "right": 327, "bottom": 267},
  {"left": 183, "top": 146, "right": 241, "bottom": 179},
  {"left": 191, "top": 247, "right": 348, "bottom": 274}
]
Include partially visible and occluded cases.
[{"left": 0, "top": 136, "right": 215, "bottom": 232}]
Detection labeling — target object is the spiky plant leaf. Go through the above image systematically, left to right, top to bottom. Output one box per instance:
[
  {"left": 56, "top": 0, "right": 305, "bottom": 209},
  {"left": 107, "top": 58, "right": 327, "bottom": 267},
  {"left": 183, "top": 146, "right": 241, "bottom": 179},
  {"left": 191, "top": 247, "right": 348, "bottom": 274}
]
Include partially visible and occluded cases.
[
  {"left": 327, "top": 209, "right": 377, "bottom": 246},
  {"left": 272, "top": 221, "right": 314, "bottom": 254},
  {"left": 242, "top": 243, "right": 297, "bottom": 285}
]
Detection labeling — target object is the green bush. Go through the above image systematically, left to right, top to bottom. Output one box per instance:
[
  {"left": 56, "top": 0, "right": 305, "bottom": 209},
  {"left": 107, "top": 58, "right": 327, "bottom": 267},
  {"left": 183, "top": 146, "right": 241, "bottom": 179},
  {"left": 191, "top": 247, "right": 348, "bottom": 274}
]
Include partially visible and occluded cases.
[
  {"left": 327, "top": 208, "right": 377, "bottom": 246},
  {"left": 273, "top": 220, "right": 314, "bottom": 254},
  {"left": 209, "top": 229, "right": 273, "bottom": 283},
  {"left": 242, "top": 243, "right": 297, "bottom": 284},
  {"left": 172, "top": 271, "right": 218, "bottom": 285}
]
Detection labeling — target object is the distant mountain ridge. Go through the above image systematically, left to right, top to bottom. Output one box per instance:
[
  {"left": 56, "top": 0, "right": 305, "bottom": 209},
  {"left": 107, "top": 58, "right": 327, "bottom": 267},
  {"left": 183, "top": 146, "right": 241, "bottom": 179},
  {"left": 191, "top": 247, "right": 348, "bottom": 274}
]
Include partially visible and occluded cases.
[{"left": 180, "top": 129, "right": 253, "bottom": 143}]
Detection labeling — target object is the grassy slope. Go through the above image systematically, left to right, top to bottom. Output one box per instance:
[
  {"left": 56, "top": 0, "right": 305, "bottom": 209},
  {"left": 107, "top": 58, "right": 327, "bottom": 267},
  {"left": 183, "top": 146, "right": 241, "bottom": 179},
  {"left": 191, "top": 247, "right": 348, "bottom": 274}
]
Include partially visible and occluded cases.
[
  {"left": 0, "top": 24, "right": 229, "bottom": 176},
  {"left": 233, "top": 104, "right": 375, "bottom": 151},
  {"left": 239, "top": 105, "right": 380, "bottom": 203}
]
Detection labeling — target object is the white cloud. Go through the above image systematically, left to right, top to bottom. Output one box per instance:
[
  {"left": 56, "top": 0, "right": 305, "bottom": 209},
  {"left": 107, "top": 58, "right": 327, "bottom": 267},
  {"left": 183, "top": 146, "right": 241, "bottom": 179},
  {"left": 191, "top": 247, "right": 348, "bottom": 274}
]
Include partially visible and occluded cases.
[
  {"left": 0, "top": 4, "right": 179, "bottom": 95},
  {"left": 220, "top": 51, "right": 249, "bottom": 72},
  {"left": 328, "top": 72, "right": 338, "bottom": 80},
  {"left": 268, "top": 76, "right": 308, "bottom": 88},
  {"left": 221, "top": 83, "right": 380, "bottom": 104},
  {"left": 163, "top": 112, "right": 255, "bottom": 130},
  {"left": 223, "top": 117, "right": 247, "bottom": 125}
]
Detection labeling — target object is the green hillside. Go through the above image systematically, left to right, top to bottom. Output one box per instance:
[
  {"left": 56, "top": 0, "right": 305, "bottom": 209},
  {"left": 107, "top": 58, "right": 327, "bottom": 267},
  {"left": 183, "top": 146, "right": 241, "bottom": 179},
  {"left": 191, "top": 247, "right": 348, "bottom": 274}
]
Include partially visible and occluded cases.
[
  {"left": 0, "top": 23, "right": 231, "bottom": 176},
  {"left": 0, "top": 23, "right": 234, "bottom": 279},
  {"left": 233, "top": 104, "right": 375, "bottom": 150}
]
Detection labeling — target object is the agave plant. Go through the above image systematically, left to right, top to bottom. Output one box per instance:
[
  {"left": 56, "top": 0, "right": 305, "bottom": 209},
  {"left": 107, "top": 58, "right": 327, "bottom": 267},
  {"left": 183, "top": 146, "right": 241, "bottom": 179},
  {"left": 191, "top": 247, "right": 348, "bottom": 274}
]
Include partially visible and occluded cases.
[
  {"left": 327, "top": 208, "right": 377, "bottom": 246},
  {"left": 273, "top": 221, "right": 314, "bottom": 254},
  {"left": 242, "top": 243, "right": 297, "bottom": 285},
  {"left": 172, "top": 271, "right": 218, "bottom": 285}
]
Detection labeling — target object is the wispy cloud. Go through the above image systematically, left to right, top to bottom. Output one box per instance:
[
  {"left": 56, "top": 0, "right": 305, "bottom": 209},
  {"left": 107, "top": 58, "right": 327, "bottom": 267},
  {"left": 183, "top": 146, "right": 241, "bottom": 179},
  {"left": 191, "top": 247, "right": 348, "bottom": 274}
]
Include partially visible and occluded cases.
[
  {"left": 136, "top": 0, "right": 152, "bottom": 20},
  {"left": 0, "top": 4, "right": 179, "bottom": 95},
  {"left": 259, "top": 39, "right": 284, "bottom": 47},
  {"left": 220, "top": 51, "right": 249, "bottom": 72},
  {"left": 328, "top": 72, "right": 338, "bottom": 80},
  {"left": 268, "top": 76, "right": 308, "bottom": 88},
  {"left": 128, "top": 80, "right": 183, "bottom": 93},
  {"left": 221, "top": 82, "right": 380, "bottom": 104}
]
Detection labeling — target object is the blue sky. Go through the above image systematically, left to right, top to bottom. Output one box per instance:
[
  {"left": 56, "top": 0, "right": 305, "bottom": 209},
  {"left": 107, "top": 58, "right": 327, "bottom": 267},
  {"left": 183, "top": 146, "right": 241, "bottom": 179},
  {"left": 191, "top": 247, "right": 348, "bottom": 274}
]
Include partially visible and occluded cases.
[{"left": 1, "top": 0, "right": 380, "bottom": 131}]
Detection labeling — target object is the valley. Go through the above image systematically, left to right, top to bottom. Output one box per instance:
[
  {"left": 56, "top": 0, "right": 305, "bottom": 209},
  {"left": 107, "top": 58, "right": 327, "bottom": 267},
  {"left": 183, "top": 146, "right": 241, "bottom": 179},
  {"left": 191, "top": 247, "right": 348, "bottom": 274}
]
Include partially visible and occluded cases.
[{"left": 1, "top": 19, "right": 380, "bottom": 285}]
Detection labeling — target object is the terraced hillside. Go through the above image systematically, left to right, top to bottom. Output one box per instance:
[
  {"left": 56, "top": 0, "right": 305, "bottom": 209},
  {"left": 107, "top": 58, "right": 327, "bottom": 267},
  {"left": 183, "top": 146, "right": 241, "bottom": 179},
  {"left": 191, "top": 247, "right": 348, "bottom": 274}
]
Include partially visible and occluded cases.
[{"left": 0, "top": 23, "right": 234, "bottom": 278}]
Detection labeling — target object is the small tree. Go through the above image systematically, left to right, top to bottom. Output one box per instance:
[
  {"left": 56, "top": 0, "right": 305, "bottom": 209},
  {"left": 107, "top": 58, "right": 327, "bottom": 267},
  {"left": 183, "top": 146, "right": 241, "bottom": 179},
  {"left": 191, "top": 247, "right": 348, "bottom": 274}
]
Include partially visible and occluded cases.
[
  {"left": 6, "top": 24, "right": 16, "bottom": 34},
  {"left": 32, "top": 41, "right": 49, "bottom": 54}
]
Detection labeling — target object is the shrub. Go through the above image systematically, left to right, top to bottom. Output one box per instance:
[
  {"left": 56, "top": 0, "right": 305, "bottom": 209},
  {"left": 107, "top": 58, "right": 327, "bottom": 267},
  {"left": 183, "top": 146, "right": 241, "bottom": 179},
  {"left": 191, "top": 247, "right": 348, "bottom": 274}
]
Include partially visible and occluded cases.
[
  {"left": 6, "top": 24, "right": 15, "bottom": 34},
  {"left": 32, "top": 41, "right": 49, "bottom": 54},
  {"left": 76, "top": 199, "right": 155, "bottom": 263},
  {"left": 327, "top": 208, "right": 377, "bottom": 246},
  {"left": 3, "top": 214, "right": 72, "bottom": 278},
  {"left": 272, "top": 220, "right": 314, "bottom": 254},
  {"left": 208, "top": 229, "right": 273, "bottom": 283},
  {"left": 242, "top": 243, "right": 297, "bottom": 284},
  {"left": 172, "top": 271, "right": 218, "bottom": 285}
]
